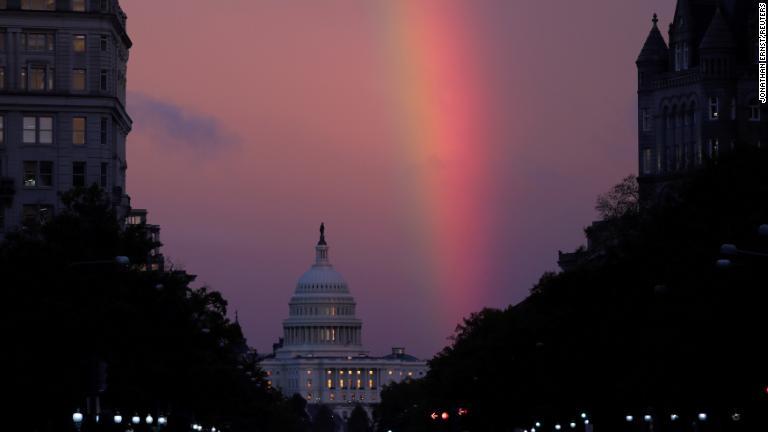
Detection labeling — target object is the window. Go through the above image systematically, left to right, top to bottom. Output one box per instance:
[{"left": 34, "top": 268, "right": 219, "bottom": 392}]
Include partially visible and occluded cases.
[
  {"left": 21, "top": 0, "right": 55, "bottom": 10},
  {"left": 72, "top": 0, "right": 86, "bottom": 11},
  {"left": 100, "top": 0, "right": 108, "bottom": 11},
  {"left": 0, "top": 32, "right": 5, "bottom": 51},
  {"left": 23, "top": 33, "right": 55, "bottom": 51},
  {"left": 73, "top": 35, "right": 86, "bottom": 53},
  {"left": 100, "top": 35, "right": 107, "bottom": 51},
  {"left": 682, "top": 42, "right": 689, "bottom": 70},
  {"left": 21, "top": 65, "right": 54, "bottom": 91},
  {"left": 30, "top": 66, "right": 46, "bottom": 90},
  {"left": 0, "top": 67, "right": 4, "bottom": 90},
  {"left": 72, "top": 69, "right": 86, "bottom": 91},
  {"left": 100, "top": 69, "right": 107, "bottom": 91},
  {"left": 709, "top": 97, "right": 719, "bottom": 120},
  {"left": 731, "top": 97, "right": 737, "bottom": 120},
  {"left": 750, "top": 99, "right": 761, "bottom": 121},
  {"left": 641, "top": 109, "right": 652, "bottom": 132},
  {"left": 0, "top": 116, "right": 3, "bottom": 145},
  {"left": 23, "top": 116, "right": 53, "bottom": 144},
  {"left": 72, "top": 117, "right": 86, "bottom": 145},
  {"left": 100, "top": 117, "right": 108, "bottom": 144},
  {"left": 708, "top": 138, "right": 719, "bottom": 158},
  {"left": 642, "top": 148, "right": 653, "bottom": 175},
  {"left": 23, "top": 161, "right": 53, "bottom": 187},
  {"left": 73, "top": 162, "right": 86, "bottom": 187},
  {"left": 100, "top": 162, "right": 108, "bottom": 188},
  {"left": 22, "top": 204, "right": 54, "bottom": 226}
]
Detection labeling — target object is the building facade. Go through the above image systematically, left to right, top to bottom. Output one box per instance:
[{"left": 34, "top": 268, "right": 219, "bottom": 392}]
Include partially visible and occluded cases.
[
  {"left": 0, "top": 0, "right": 132, "bottom": 232},
  {"left": 636, "top": 0, "right": 765, "bottom": 199},
  {"left": 260, "top": 225, "right": 428, "bottom": 423}
]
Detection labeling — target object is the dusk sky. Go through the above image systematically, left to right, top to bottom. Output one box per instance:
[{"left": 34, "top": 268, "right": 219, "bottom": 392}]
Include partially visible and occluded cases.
[{"left": 121, "top": 0, "right": 677, "bottom": 358}]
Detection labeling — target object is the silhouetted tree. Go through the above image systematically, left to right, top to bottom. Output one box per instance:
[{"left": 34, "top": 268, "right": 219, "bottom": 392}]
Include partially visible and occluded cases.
[
  {"left": 376, "top": 149, "right": 768, "bottom": 431},
  {"left": 595, "top": 174, "right": 639, "bottom": 219},
  {"left": 1, "top": 187, "right": 292, "bottom": 432},
  {"left": 312, "top": 405, "right": 337, "bottom": 432},
  {"left": 348, "top": 405, "right": 371, "bottom": 432}
]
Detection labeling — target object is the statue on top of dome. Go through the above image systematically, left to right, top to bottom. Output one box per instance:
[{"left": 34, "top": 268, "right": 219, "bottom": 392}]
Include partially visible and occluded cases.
[{"left": 318, "top": 222, "right": 327, "bottom": 246}]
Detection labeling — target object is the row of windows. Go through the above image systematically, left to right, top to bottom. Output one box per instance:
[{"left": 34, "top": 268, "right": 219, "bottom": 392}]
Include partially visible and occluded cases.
[
  {"left": 0, "top": 0, "right": 108, "bottom": 12},
  {"left": 0, "top": 31, "right": 110, "bottom": 53},
  {"left": 0, "top": 66, "right": 110, "bottom": 92},
  {"left": 640, "top": 98, "right": 762, "bottom": 132},
  {"left": 0, "top": 115, "right": 111, "bottom": 146},
  {"left": 640, "top": 139, "right": 762, "bottom": 175},
  {"left": 22, "top": 160, "right": 109, "bottom": 189},
  {"left": 291, "top": 305, "right": 354, "bottom": 316}
]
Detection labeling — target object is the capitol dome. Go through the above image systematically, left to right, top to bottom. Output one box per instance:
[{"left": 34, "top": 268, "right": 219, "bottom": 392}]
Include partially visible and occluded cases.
[{"left": 276, "top": 224, "right": 366, "bottom": 359}]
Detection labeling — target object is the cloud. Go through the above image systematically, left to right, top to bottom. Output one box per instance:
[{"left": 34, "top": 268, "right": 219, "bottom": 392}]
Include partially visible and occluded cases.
[{"left": 128, "top": 92, "right": 240, "bottom": 153}]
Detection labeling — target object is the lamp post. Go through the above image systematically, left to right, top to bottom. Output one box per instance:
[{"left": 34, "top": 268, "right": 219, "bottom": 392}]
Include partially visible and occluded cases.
[{"left": 72, "top": 409, "right": 84, "bottom": 431}]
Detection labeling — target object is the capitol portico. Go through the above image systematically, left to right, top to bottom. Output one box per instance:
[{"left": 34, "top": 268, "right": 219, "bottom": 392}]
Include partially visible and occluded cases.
[{"left": 260, "top": 224, "right": 427, "bottom": 421}]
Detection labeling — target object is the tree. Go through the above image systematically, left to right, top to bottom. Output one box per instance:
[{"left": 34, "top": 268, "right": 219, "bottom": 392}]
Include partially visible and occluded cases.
[
  {"left": 376, "top": 149, "right": 768, "bottom": 431},
  {"left": 595, "top": 175, "right": 639, "bottom": 220},
  {"left": 1, "top": 187, "right": 291, "bottom": 431},
  {"left": 312, "top": 405, "right": 337, "bottom": 432},
  {"left": 348, "top": 405, "right": 371, "bottom": 432}
]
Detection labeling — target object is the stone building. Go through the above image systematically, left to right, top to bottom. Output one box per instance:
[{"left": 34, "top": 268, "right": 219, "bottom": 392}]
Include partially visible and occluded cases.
[
  {"left": 0, "top": 0, "right": 132, "bottom": 231},
  {"left": 636, "top": 0, "right": 765, "bottom": 199},
  {"left": 260, "top": 225, "right": 428, "bottom": 424}
]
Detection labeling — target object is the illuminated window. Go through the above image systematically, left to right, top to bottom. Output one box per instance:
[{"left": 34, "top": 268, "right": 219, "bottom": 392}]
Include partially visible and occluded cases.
[
  {"left": 22, "top": 0, "right": 55, "bottom": 10},
  {"left": 72, "top": 0, "right": 85, "bottom": 11},
  {"left": 23, "top": 33, "right": 54, "bottom": 51},
  {"left": 73, "top": 35, "right": 86, "bottom": 53},
  {"left": 30, "top": 67, "right": 48, "bottom": 90},
  {"left": 72, "top": 69, "right": 87, "bottom": 91},
  {"left": 709, "top": 97, "right": 719, "bottom": 120},
  {"left": 750, "top": 99, "right": 761, "bottom": 121},
  {"left": 23, "top": 116, "right": 53, "bottom": 144},
  {"left": 73, "top": 117, "right": 86, "bottom": 145},
  {"left": 23, "top": 161, "right": 53, "bottom": 187},
  {"left": 72, "top": 161, "right": 86, "bottom": 187},
  {"left": 100, "top": 163, "right": 108, "bottom": 188},
  {"left": 306, "top": 379, "right": 312, "bottom": 388},
  {"left": 327, "top": 379, "right": 333, "bottom": 389},
  {"left": 339, "top": 379, "right": 345, "bottom": 389},
  {"left": 356, "top": 379, "right": 362, "bottom": 389},
  {"left": 306, "top": 393, "right": 312, "bottom": 400},
  {"left": 329, "top": 393, "right": 335, "bottom": 401}
]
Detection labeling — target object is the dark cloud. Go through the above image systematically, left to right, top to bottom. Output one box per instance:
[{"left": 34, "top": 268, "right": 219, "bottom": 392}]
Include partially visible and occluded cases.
[{"left": 128, "top": 92, "right": 240, "bottom": 152}]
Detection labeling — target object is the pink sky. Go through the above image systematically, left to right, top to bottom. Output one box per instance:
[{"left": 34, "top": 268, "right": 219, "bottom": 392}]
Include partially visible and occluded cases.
[{"left": 122, "top": 0, "right": 676, "bottom": 358}]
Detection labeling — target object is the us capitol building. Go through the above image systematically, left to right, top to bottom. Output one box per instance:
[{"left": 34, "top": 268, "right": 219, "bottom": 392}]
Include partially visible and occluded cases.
[{"left": 260, "top": 224, "right": 427, "bottom": 420}]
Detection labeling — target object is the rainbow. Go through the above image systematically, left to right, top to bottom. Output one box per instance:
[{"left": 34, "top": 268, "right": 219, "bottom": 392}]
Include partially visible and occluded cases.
[{"left": 375, "top": 2, "right": 495, "bottom": 328}]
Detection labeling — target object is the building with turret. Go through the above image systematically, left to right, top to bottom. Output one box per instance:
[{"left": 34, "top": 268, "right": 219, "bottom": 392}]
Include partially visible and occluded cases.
[
  {"left": 0, "top": 0, "right": 132, "bottom": 231},
  {"left": 636, "top": 0, "right": 765, "bottom": 200},
  {"left": 260, "top": 224, "right": 427, "bottom": 423}
]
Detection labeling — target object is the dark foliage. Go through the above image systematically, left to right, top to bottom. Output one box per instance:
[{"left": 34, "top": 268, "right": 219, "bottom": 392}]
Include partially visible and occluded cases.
[
  {"left": 376, "top": 150, "right": 768, "bottom": 431},
  {"left": 1, "top": 186, "right": 295, "bottom": 431},
  {"left": 311, "top": 405, "right": 337, "bottom": 432},
  {"left": 347, "top": 405, "right": 371, "bottom": 432}
]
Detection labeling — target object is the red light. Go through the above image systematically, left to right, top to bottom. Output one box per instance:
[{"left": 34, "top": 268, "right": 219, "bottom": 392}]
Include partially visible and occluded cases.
[{"left": 441, "top": 412, "right": 449, "bottom": 421}]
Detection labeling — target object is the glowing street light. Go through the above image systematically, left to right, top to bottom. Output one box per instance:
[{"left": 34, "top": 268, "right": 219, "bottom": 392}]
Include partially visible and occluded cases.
[
  {"left": 113, "top": 413, "right": 123, "bottom": 424},
  {"left": 698, "top": 413, "right": 708, "bottom": 422},
  {"left": 132, "top": 414, "right": 141, "bottom": 425},
  {"left": 670, "top": 414, "right": 679, "bottom": 421},
  {"left": 158, "top": 415, "right": 168, "bottom": 426},
  {"left": 625, "top": 415, "right": 634, "bottom": 422}
]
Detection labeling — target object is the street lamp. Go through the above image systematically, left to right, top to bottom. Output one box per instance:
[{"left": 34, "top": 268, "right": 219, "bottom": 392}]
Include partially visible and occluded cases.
[
  {"left": 72, "top": 410, "right": 84, "bottom": 430},
  {"left": 113, "top": 413, "right": 123, "bottom": 424},
  {"left": 698, "top": 413, "right": 707, "bottom": 421},
  {"left": 132, "top": 414, "right": 141, "bottom": 425},
  {"left": 670, "top": 414, "right": 679, "bottom": 421},
  {"left": 146, "top": 415, "right": 154, "bottom": 425},
  {"left": 158, "top": 415, "right": 168, "bottom": 426},
  {"left": 625, "top": 415, "right": 634, "bottom": 422}
]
